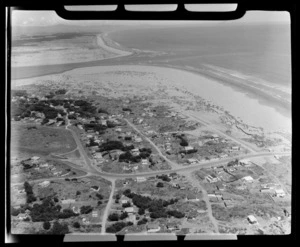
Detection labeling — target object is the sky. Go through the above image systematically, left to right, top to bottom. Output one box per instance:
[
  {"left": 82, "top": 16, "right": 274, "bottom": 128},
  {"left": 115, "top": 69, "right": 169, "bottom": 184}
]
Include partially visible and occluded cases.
[{"left": 11, "top": 7, "right": 290, "bottom": 27}]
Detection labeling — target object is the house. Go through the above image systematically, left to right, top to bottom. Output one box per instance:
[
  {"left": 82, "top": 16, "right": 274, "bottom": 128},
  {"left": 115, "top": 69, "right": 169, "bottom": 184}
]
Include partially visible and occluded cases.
[
  {"left": 115, "top": 128, "right": 122, "bottom": 132},
  {"left": 212, "top": 134, "right": 219, "bottom": 139},
  {"left": 135, "top": 137, "right": 143, "bottom": 143},
  {"left": 184, "top": 146, "right": 194, "bottom": 152},
  {"left": 231, "top": 146, "right": 240, "bottom": 151},
  {"left": 94, "top": 153, "right": 103, "bottom": 159},
  {"left": 219, "top": 154, "right": 228, "bottom": 158},
  {"left": 31, "top": 156, "right": 40, "bottom": 161},
  {"left": 187, "top": 158, "right": 198, "bottom": 164},
  {"left": 141, "top": 159, "right": 148, "bottom": 165},
  {"left": 239, "top": 159, "right": 251, "bottom": 166},
  {"left": 39, "top": 163, "right": 49, "bottom": 168},
  {"left": 205, "top": 174, "right": 219, "bottom": 183},
  {"left": 242, "top": 176, "right": 254, "bottom": 183},
  {"left": 136, "top": 177, "right": 147, "bottom": 183},
  {"left": 39, "top": 181, "right": 50, "bottom": 188},
  {"left": 275, "top": 189, "right": 286, "bottom": 197},
  {"left": 186, "top": 194, "right": 200, "bottom": 202},
  {"left": 62, "top": 199, "right": 76, "bottom": 204},
  {"left": 121, "top": 200, "right": 128, "bottom": 204},
  {"left": 124, "top": 207, "right": 135, "bottom": 214},
  {"left": 92, "top": 210, "right": 98, "bottom": 217},
  {"left": 17, "top": 213, "right": 29, "bottom": 220},
  {"left": 126, "top": 214, "right": 136, "bottom": 223},
  {"left": 247, "top": 215, "right": 258, "bottom": 224},
  {"left": 82, "top": 217, "right": 90, "bottom": 225},
  {"left": 166, "top": 222, "right": 180, "bottom": 231},
  {"left": 147, "top": 223, "right": 161, "bottom": 233}
]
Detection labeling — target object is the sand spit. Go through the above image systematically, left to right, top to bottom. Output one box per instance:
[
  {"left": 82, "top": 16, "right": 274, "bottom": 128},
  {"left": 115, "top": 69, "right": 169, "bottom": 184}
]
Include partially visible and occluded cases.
[
  {"left": 11, "top": 33, "right": 133, "bottom": 67},
  {"left": 13, "top": 65, "right": 291, "bottom": 134}
]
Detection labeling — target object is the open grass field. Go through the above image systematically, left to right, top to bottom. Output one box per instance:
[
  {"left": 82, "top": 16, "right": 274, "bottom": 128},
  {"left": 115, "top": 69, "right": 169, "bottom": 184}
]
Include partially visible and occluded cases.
[{"left": 11, "top": 123, "right": 77, "bottom": 155}]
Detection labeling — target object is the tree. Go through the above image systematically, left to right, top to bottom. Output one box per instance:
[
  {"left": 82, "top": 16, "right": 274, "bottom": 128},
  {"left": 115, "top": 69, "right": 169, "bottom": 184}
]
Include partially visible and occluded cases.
[
  {"left": 76, "top": 191, "right": 81, "bottom": 196},
  {"left": 27, "top": 194, "right": 37, "bottom": 203},
  {"left": 97, "top": 201, "right": 102, "bottom": 206},
  {"left": 137, "top": 218, "right": 148, "bottom": 225},
  {"left": 43, "top": 221, "right": 51, "bottom": 230},
  {"left": 73, "top": 222, "right": 80, "bottom": 228}
]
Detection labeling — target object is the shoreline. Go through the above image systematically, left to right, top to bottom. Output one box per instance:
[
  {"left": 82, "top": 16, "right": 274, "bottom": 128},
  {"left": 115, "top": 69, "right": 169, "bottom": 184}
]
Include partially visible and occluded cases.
[{"left": 11, "top": 32, "right": 291, "bottom": 128}]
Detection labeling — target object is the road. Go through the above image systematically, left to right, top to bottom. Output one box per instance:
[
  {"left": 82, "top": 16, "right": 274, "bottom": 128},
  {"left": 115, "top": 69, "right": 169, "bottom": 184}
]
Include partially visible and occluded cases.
[
  {"left": 124, "top": 118, "right": 181, "bottom": 169},
  {"left": 101, "top": 179, "right": 116, "bottom": 234}
]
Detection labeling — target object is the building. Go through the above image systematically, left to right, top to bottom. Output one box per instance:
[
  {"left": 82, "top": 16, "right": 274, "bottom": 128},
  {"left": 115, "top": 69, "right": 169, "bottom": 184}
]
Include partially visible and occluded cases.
[
  {"left": 135, "top": 137, "right": 143, "bottom": 143},
  {"left": 184, "top": 146, "right": 194, "bottom": 152},
  {"left": 231, "top": 146, "right": 240, "bottom": 151},
  {"left": 31, "top": 156, "right": 40, "bottom": 161},
  {"left": 187, "top": 158, "right": 198, "bottom": 164},
  {"left": 141, "top": 159, "right": 148, "bottom": 165},
  {"left": 239, "top": 159, "right": 251, "bottom": 166},
  {"left": 39, "top": 163, "right": 49, "bottom": 168},
  {"left": 205, "top": 174, "right": 219, "bottom": 183},
  {"left": 243, "top": 176, "right": 254, "bottom": 183},
  {"left": 136, "top": 177, "right": 147, "bottom": 183},
  {"left": 39, "top": 181, "right": 50, "bottom": 188},
  {"left": 275, "top": 189, "right": 286, "bottom": 197},
  {"left": 186, "top": 194, "right": 200, "bottom": 202},
  {"left": 62, "top": 199, "right": 76, "bottom": 204},
  {"left": 121, "top": 200, "right": 128, "bottom": 204},
  {"left": 72, "top": 206, "right": 80, "bottom": 214},
  {"left": 124, "top": 207, "right": 135, "bottom": 214},
  {"left": 92, "top": 211, "right": 98, "bottom": 217},
  {"left": 247, "top": 215, "right": 258, "bottom": 224},
  {"left": 166, "top": 222, "right": 180, "bottom": 231},
  {"left": 147, "top": 223, "right": 161, "bottom": 233}
]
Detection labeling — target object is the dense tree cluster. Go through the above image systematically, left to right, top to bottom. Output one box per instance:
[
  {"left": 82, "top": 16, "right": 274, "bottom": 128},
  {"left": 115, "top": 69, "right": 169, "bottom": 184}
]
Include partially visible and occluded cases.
[
  {"left": 55, "top": 89, "right": 67, "bottom": 95},
  {"left": 84, "top": 123, "right": 107, "bottom": 133},
  {"left": 99, "top": 140, "right": 124, "bottom": 152},
  {"left": 119, "top": 151, "right": 141, "bottom": 163},
  {"left": 156, "top": 174, "right": 171, "bottom": 182},
  {"left": 24, "top": 181, "right": 37, "bottom": 203},
  {"left": 122, "top": 189, "right": 179, "bottom": 219},
  {"left": 30, "top": 197, "right": 78, "bottom": 222},
  {"left": 122, "top": 202, "right": 131, "bottom": 208},
  {"left": 80, "top": 205, "right": 93, "bottom": 214},
  {"left": 167, "top": 210, "right": 185, "bottom": 218},
  {"left": 119, "top": 212, "right": 128, "bottom": 220},
  {"left": 108, "top": 213, "right": 119, "bottom": 221},
  {"left": 137, "top": 218, "right": 148, "bottom": 225},
  {"left": 43, "top": 221, "right": 51, "bottom": 230},
  {"left": 48, "top": 221, "right": 69, "bottom": 235},
  {"left": 106, "top": 222, "right": 132, "bottom": 233}
]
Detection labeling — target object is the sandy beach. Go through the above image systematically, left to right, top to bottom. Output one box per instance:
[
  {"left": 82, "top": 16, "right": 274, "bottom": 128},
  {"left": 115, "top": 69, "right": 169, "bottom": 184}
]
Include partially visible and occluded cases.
[
  {"left": 11, "top": 33, "right": 133, "bottom": 67},
  {"left": 12, "top": 64, "right": 291, "bottom": 135}
]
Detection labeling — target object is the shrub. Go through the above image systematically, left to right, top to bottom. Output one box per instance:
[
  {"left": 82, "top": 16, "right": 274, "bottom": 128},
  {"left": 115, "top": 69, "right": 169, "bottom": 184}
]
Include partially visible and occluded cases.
[
  {"left": 76, "top": 191, "right": 81, "bottom": 196},
  {"left": 95, "top": 193, "right": 103, "bottom": 200},
  {"left": 97, "top": 201, "right": 102, "bottom": 206},
  {"left": 43, "top": 221, "right": 51, "bottom": 230}
]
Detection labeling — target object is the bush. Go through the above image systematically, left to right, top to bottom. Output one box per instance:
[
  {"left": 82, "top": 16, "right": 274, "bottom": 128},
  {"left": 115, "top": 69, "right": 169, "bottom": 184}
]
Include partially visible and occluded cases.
[
  {"left": 76, "top": 191, "right": 81, "bottom": 196},
  {"left": 95, "top": 193, "right": 103, "bottom": 200},
  {"left": 43, "top": 221, "right": 51, "bottom": 230},
  {"left": 73, "top": 222, "right": 80, "bottom": 228},
  {"left": 106, "top": 222, "right": 128, "bottom": 233}
]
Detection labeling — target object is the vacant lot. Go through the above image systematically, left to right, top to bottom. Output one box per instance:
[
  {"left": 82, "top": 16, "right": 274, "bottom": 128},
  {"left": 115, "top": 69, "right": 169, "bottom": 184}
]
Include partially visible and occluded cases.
[{"left": 11, "top": 123, "right": 77, "bottom": 154}]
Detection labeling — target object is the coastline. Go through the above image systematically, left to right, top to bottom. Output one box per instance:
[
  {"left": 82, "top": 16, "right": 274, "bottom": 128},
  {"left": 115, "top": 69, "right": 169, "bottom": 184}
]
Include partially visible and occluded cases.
[{"left": 11, "top": 31, "right": 291, "bottom": 132}]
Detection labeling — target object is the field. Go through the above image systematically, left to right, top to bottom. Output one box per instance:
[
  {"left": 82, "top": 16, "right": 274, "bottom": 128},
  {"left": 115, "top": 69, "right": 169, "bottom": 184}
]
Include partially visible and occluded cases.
[{"left": 11, "top": 123, "right": 77, "bottom": 155}]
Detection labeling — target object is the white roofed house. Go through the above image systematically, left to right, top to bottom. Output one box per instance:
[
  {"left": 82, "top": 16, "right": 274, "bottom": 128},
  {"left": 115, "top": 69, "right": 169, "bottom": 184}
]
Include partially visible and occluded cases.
[
  {"left": 185, "top": 146, "right": 194, "bottom": 152},
  {"left": 31, "top": 156, "right": 40, "bottom": 161},
  {"left": 187, "top": 158, "right": 198, "bottom": 164},
  {"left": 141, "top": 159, "right": 148, "bottom": 165},
  {"left": 136, "top": 177, "right": 147, "bottom": 183},
  {"left": 39, "top": 181, "right": 50, "bottom": 188},
  {"left": 124, "top": 207, "right": 135, "bottom": 214}
]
